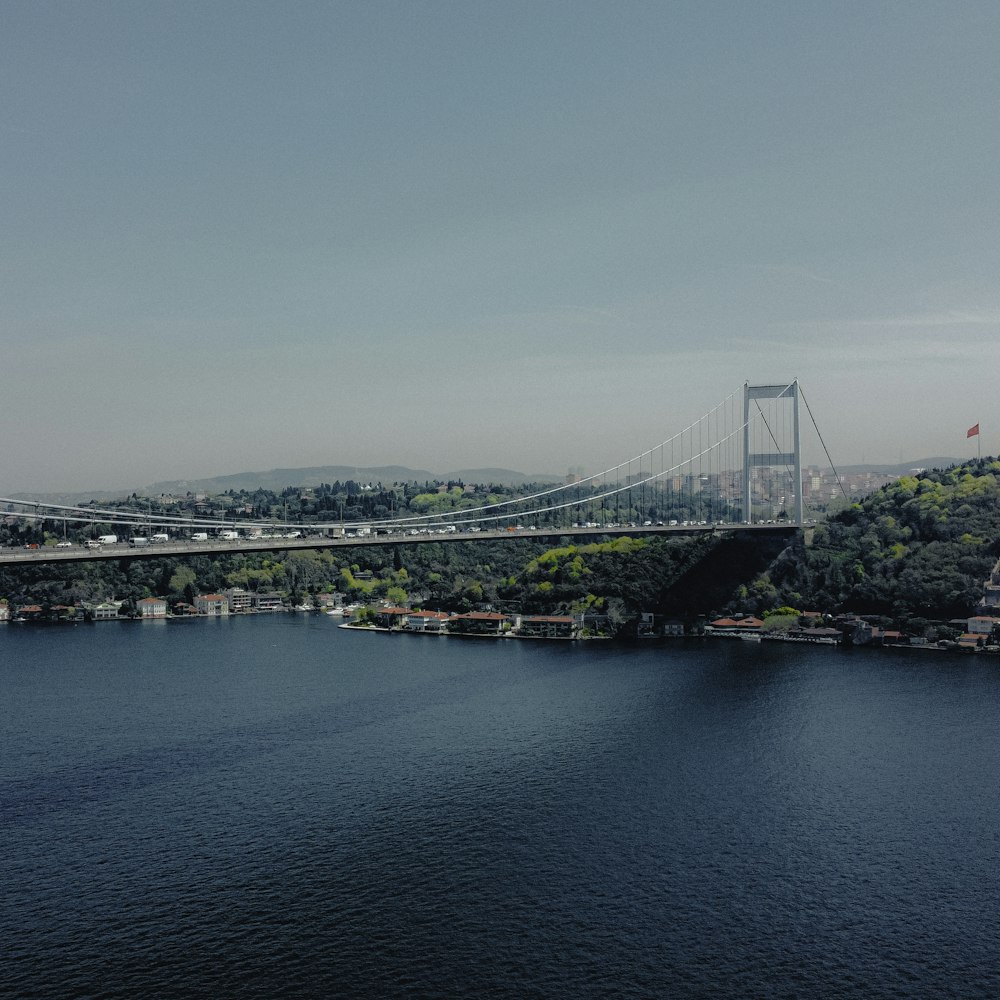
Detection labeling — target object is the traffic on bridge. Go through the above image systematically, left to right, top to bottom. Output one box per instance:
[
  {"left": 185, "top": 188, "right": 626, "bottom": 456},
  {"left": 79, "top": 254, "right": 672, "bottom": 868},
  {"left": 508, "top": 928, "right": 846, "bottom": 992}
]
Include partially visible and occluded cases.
[{"left": 0, "top": 521, "right": 801, "bottom": 566}]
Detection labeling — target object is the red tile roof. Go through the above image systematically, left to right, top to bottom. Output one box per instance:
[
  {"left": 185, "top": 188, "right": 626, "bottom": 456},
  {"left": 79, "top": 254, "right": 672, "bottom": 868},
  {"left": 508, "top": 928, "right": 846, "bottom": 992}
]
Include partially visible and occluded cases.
[{"left": 711, "top": 616, "right": 764, "bottom": 629}]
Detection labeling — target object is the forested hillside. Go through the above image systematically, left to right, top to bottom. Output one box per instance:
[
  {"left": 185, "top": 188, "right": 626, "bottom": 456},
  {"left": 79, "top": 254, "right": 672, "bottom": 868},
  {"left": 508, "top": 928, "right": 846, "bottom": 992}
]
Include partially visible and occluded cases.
[{"left": 751, "top": 459, "right": 1000, "bottom": 623}]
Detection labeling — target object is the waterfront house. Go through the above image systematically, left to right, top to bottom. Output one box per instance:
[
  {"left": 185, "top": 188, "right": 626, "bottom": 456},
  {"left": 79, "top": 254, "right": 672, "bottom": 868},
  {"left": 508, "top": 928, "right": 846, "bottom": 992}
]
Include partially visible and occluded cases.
[
  {"left": 979, "top": 557, "right": 1000, "bottom": 610},
  {"left": 223, "top": 588, "right": 253, "bottom": 614},
  {"left": 253, "top": 592, "right": 284, "bottom": 612},
  {"left": 195, "top": 594, "right": 229, "bottom": 616},
  {"left": 137, "top": 597, "right": 167, "bottom": 619},
  {"left": 87, "top": 600, "right": 124, "bottom": 621},
  {"left": 0, "top": 601, "right": 9, "bottom": 622},
  {"left": 375, "top": 606, "right": 410, "bottom": 629},
  {"left": 404, "top": 610, "right": 450, "bottom": 632},
  {"left": 446, "top": 611, "right": 510, "bottom": 635},
  {"left": 582, "top": 612, "right": 612, "bottom": 635},
  {"left": 637, "top": 612, "right": 658, "bottom": 637},
  {"left": 631, "top": 613, "right": 684, "bottom": 638},
  {"left": 516, "top": 614, "right": 580, "bottom": 639},
  {"left": 966, "top": 615, "right": 1000, "bottom": 636},
  {"left": 708, "top": 616, "right": 764, "bottom": 633},
  {"left": 840, "top": 617, "right": 872, "bottom": 645},
  {"left": 787, "top": 626, "right": 842, "bottom": 643}
]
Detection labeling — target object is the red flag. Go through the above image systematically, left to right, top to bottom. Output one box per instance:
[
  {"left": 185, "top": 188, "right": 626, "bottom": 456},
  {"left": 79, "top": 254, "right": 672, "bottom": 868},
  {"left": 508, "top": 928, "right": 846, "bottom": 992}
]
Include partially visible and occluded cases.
[{"left": 967, "top": 423, "right": 980, "bottom": 438}]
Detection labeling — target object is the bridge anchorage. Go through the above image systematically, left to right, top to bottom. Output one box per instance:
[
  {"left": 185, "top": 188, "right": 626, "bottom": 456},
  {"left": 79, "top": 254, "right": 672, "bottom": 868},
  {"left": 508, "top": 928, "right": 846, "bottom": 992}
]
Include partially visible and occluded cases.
[{"left": 0, "top": 379, "right": 837, "bottom": 564}]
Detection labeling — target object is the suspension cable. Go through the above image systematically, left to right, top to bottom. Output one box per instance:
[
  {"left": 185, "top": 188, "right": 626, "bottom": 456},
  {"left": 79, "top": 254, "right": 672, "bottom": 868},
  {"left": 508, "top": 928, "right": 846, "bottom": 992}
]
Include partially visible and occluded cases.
[{"left": 799, "top": 384, "right": 849, "bottom": 502}]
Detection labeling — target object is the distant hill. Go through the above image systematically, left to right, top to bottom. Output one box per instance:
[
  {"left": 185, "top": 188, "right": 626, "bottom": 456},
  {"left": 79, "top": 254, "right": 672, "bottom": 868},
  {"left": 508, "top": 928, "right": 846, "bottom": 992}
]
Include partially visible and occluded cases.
[
  {"left": 4, "top": 464, "right": 562, "bottom": 505},
  {"left": 141, "top": 465, "right": 563, "bottom": 496},
  {"left": 143, "top": 466, "right": 434, "bottom": 496},
  {"left": 5, "top": 489, "right": 136, "bottom": 506}
]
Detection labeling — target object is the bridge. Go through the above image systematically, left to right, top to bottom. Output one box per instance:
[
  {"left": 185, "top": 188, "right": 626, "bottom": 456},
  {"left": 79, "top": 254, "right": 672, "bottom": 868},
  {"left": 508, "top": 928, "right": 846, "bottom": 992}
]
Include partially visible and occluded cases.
[
  {"left": 1, "top": 381, "right": 835, "bottom": 566},
  {"left": 0, "top": 522, "right": 798, "bottom": 566}
]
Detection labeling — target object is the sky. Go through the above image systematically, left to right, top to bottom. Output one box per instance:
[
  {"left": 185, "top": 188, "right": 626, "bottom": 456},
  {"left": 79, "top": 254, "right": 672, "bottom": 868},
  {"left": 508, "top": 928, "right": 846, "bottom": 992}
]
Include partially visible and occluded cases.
[{"left": 2, "top": 1, "right": 999, "bottom": 493}]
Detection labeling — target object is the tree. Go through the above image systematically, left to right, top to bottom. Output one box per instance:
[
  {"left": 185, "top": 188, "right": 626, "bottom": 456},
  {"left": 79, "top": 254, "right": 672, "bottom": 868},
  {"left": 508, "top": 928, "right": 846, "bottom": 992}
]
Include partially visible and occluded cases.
[{"left": 168, "top": 565, "right": 198, "bottom": 597}]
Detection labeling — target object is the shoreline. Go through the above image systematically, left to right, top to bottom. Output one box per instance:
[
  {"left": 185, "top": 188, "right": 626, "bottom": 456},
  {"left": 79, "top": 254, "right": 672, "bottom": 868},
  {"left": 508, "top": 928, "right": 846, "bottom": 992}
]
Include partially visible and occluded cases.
[
  {"left": 4, "top": 611, "right": 995, "bottom": 656},
  {"left": 335, "top": 620, "right": 999, "bottom": 656},
  {"left": 336, "top": 622, "right": 580, "bottom": 641}
]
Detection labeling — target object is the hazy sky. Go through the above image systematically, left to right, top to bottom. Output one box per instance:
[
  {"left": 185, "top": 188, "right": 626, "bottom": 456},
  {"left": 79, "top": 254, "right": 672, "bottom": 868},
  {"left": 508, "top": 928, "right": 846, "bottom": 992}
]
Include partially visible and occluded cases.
[{"left": 3, "top": 1, "right": 998, "bottom": 492}]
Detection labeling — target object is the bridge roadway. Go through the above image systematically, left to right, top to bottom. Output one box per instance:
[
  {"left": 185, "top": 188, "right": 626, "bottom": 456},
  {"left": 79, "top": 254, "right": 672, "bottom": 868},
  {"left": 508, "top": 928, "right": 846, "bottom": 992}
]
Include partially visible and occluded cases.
[{"left": 0, "top": 523, "right": 798, "bottom": 566}]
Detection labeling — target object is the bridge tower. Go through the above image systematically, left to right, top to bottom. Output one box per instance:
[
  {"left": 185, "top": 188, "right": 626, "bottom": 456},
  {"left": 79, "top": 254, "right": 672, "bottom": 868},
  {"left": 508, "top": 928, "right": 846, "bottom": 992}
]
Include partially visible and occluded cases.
[{"left": 743, "top": 381, "right": 802, "bottom": 525}]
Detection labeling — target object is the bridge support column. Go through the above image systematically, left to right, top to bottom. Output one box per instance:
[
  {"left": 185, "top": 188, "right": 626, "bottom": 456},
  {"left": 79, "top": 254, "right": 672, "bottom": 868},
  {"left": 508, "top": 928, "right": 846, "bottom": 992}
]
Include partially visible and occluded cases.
[{"left": 743, "top": 381, "right": 802, "bottom": 525}]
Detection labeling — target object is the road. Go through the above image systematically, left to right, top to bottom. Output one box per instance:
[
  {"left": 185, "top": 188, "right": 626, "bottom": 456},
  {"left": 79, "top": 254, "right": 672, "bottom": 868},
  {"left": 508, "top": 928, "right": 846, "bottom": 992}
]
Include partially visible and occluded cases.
[{"left": 0, "top": 523, "right": 799, "bottom": 566}]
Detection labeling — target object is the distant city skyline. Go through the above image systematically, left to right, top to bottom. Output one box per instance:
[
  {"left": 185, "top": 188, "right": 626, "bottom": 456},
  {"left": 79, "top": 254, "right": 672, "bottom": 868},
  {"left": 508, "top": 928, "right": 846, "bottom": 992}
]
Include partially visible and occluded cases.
[{"left": 2, "top": 2, "right": 997, "bottom": 492}]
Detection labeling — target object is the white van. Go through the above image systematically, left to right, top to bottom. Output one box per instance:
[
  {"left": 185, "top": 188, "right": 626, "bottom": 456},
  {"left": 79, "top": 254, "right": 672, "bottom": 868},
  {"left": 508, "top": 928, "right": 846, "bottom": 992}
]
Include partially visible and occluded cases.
[{"left": 191, "top": 532, "right": 209, "bottom": 541}]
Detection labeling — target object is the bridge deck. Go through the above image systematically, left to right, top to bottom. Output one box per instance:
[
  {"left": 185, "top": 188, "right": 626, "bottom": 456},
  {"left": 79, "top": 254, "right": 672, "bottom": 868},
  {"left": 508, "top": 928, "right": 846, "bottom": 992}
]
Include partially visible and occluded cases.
[{"left": 0, "top": 523, "right": 798, "bottom": 566}]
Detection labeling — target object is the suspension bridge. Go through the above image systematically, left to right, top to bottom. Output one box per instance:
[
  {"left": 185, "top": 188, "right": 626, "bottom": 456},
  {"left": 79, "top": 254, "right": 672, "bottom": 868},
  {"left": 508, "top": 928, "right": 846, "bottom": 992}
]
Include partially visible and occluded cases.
[{"left": 0, "top": 381, "right": 838, "bottom": 566}]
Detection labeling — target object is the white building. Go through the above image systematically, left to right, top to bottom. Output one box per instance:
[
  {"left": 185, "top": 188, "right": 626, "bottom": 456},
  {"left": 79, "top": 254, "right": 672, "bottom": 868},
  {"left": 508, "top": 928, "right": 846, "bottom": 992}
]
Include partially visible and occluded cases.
[{"left": 136, "top": 597, "right": 167, "bottom": 619}]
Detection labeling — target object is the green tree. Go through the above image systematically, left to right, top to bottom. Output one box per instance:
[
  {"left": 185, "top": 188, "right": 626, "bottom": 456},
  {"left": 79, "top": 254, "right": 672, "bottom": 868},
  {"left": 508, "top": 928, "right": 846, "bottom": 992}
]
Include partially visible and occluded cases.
[{"left": 168, "top": 565, "right": 197, "bottom": 597}]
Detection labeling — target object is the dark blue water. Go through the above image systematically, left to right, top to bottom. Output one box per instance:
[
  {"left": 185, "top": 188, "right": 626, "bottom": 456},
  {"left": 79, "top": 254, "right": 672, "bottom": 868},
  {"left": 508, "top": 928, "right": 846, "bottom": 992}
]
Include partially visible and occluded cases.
[{"left": 3, "top": 617, "right": 999, "bottom": 999}]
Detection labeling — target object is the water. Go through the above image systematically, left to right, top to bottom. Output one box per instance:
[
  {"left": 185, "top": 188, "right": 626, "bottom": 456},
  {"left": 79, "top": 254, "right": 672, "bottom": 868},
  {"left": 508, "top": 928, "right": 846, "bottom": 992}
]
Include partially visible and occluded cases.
[{"left": 3, "top": 617, "right": 1000, "bottom": 998}]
